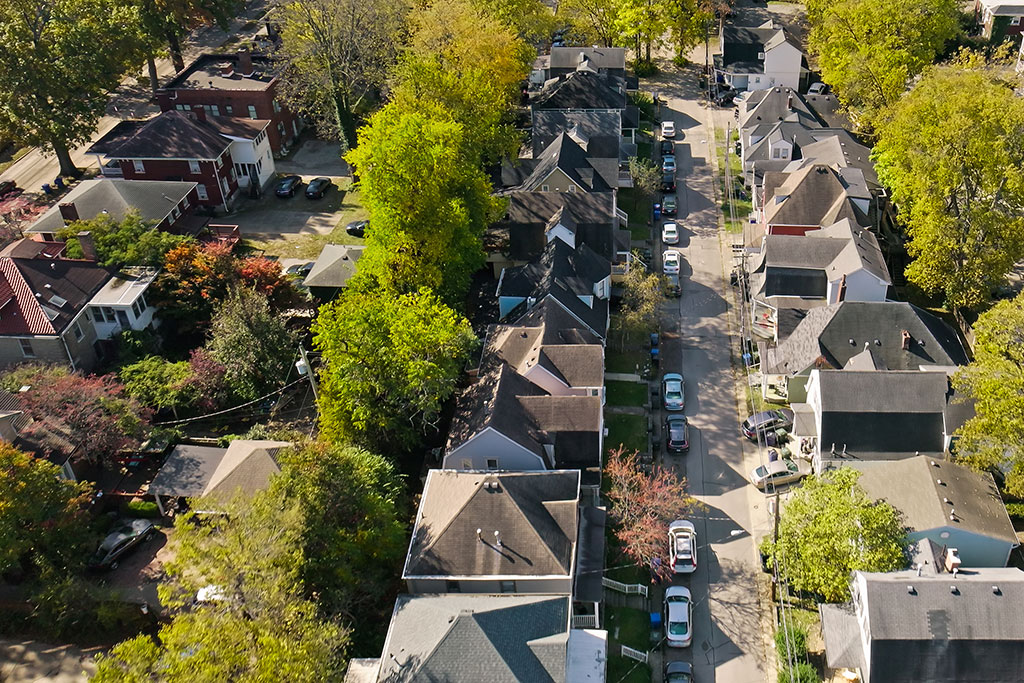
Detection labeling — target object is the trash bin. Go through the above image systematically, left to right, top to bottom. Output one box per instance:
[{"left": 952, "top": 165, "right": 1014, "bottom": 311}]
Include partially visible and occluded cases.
[
  {"left": 53, "top": 176, "right": 65, "bottom": 190},
  {"left": 41, "top": 183, "right": 52, "bottom": 194},
  {"left": 653, "top": 203, "right": 661, "bottom": 219}
]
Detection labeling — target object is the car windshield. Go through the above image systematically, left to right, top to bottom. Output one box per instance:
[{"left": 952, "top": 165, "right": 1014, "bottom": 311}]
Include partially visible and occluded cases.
[{"left": 754, "top": 465, "right": 768, "bottom": 478}]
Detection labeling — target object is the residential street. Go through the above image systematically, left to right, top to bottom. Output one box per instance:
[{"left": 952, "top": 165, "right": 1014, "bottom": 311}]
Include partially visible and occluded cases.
[{"left": 644, "top": 57, "right": 773, "bottom": 683}]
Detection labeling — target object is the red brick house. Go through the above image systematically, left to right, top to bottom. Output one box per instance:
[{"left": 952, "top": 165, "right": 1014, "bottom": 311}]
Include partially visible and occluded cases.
[
  {"left": 155, "top": 48, "right": 301, "bottom": 156},
  {"left": 87, "top": 110, "right": 274, "bottom": 212}
]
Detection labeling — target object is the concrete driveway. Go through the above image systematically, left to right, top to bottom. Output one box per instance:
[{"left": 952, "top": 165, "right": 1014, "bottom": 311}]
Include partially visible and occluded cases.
[{"left": 0, "top": 640, "right": 100, "bottom": 682}]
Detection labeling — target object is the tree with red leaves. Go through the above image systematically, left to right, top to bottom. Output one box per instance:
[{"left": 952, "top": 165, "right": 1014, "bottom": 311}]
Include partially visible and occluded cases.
[
  {"left": 18, "top": 369, "right": 151, "bottom": 467},
  {"left": 604, "top": 446, "right": 699, "bottom": 581}
]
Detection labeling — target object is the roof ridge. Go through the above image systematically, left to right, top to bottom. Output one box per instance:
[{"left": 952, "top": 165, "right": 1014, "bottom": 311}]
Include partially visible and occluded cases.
[
  {"left": 0, "top": 257, "right": 55, "bottom": 335},
  {"left": 501, "top": 474, "right": 573, "bottom": 572}
]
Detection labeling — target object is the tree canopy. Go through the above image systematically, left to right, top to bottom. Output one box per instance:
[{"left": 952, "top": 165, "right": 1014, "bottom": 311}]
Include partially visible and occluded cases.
[
  {"left": 557, "top": 0, "right": 623, "bottom": 47},
  {"left": 805, "top": 0, "right": 961, "bottom": 126},
  {"left": 873, "top": 55, "right": 1024, "bottom": 310},
  {"left": 57, "top": 211, "right": 190, "bottom": 268},
  {"left": 313, "top": 287, "right": 477, "bottom": 450},
  {"left": 952, "top": 291, "right": 1024, "bottom": 496},
  {"left": 764, "top": 467, "right": 906, "bottom": 602}
]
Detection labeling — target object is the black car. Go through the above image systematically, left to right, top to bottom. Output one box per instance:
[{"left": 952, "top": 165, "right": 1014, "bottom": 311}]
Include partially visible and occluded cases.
[
  {"left": 714, "top": 89, "right": 736, "bottom": 106},
  {"left": 660, "top": 140, "right": 675, "bottom": 156},
  {"left": 660, "top": 172, "right": 676, "bottom": 192},
  {"left": 275, "top": 175, "right": 303, "bottom": 198},
  {"left": 305, "top": 177, "right": 333, "bottom": 199},
  {"left": 662, "top": 194, "right": 678, "bottom": 216},
  {"left": 345, "top": 219, "right": 369, "bottom": 238},
  {"left": 285, "top": 261, "right": 315, "bottom": 278},
  {"left": 666, "top": 414, "right": 690, "bottom": 453},
  {"left": 666, "top": 661, "right": 693, "bottom": 683}
]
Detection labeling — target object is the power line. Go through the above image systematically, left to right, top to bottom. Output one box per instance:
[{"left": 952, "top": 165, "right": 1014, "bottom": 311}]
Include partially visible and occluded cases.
[{"left": 153, "top": 378, "right": 308, "bottom": 426}]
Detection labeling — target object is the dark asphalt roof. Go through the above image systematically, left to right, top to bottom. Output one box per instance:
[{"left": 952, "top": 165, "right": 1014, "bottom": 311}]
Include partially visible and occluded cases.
[{"left": 87, "top": 110, "right": 233, "bottom": 159}]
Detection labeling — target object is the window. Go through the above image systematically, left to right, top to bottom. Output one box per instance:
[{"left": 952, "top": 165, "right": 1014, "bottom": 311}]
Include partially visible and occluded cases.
[
  {"left": 1013, "top": 15, "right": 1021, "bottom": 24},
  {"left": 273, "top": 99, "right": 281, "bottom": 113},
  {"left": 175, "top": 104, "right": 187, "bottom": 111},
  {"left": 205, "top": 104, "right": 220, "bottom": 116},
  {"left": 225, "top": 104, "right": 234, "bottom": 115},
  {"left": 247, "top": 105, "right": 257, "bottom": 119},
  {"left": 277, "top": 122, "right": 285, "bottom": 137},
  {"left": 214, "top": 156, "right": 223, "bottom": 170},
  {"left": 256, "top": 158, "right": 263, "bottom": 173},
  {"left": 132, "top": 160, "right": 145, "bottom": 173},
  {"left": 188, "top": 160, "right": 201, "bottom": 174},
  {"left": 229, "top": 168, "right": 237, "bottom": 182},
  {"left": 541, "top": 184, "right": 550, "bottom": 192},
  {"left": 197, "top": 185, "right": 209, "bottom": 201},
  {"left": 181, "top": 197, "right": 189, "bottom": 209},
  {"left": 170, "top": 206, "right": 180, "bottom": 219},
  {"left": 138, "top": 295, "right": 147, "bottom": 311},
  {"left": 132, "top": 300, "right": 143, "bottom": 318},
  {"left": 102, "top": 307, "right": 116, "bottom": 323},
  {"left": 72, "top": 322, "right": 83, "bottom": 341},
  {"left": 19, "top": 339, "right": 34, "bottom": 358},
  {"left": 461, "top": 458, "right": 473, "bottom": 470},
  {"left": 486, "top": 458, "right": 499, "bottom": 470},
  {"left": 445, "top": 580, "right": 461, "bottom": 593},
  {"left": 499, "top": 581, "right": 517, "bottom": 593}
]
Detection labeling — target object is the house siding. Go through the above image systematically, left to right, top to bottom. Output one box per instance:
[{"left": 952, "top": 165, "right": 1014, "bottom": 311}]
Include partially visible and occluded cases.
[
  {"left": 763, "top": 41, "right": 802, "bottom": 90},
  {"left": 119, "top": 156, "right": 238, "bottom": 209},
  {"left": 540, "top": 168, "right": 585, "bottom": 193},
  {"left": 766, "top": 224, "right": 821, "bottom": 236},
  {"left": 826, "top": 270, "right": 887, "bottom": 303},
  {"left": 0, "top": 337, "right": 69, "bottom": 369},
  {"left": 442, "top": 428, "right": 549, "bottom": 471},
  {"left": 406, "top": 576, "right": 572, "bottom": 594}
]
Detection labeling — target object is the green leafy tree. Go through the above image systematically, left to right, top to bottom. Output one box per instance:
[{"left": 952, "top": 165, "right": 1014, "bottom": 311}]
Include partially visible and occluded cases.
[
  {"left": 0, "top": 0, "right": 149, "bottom": 176},
  {"left": 136, "top": 0, "right": 241, "bottom": 79},
  {"left": 276, "top": 0, "right": 406, "bottom": 149},
  {"left": 468, "top": 0, "right": 557, "bottom": 44},
  {"left": 558, "top": 0, "right": 624, "bottom": 47},
  {"left": 615, "top": 0, "right": 668, "bottom": 66},
  {"left": 664, "top": 0, "right": 712, "bottom": 62},
  {"left": 805, "top": 0, "right": 960, "bottom": 126},
  {"left": 873, "top": 56, "right": 1024, "bottom": 310},
  {"left": 346, "top": 106, "right": 500, "bottom": 302},
  {"left": 628, "top": 156, "right": 660, "bottom": 210},
  {"left": 57, "top": 211, "right": 190, "bottom": 267},
  {"left": 612, "top": 264, "right": 664, "bottom": 349},
  {"left": 313, "top": 287, "right": 477, "bottom": 450},
  {"left": 206, "top": 288, "right": 298, "bottom": 403},
  {"left": 952, "top": 291, "right": 1024, "bottom": 496},
  {"left": 119, "top": 356, "right": 192, "bottom": 416},
  {"left": 0, "top": 443, "right": 93, "bottom": 575},
  {"left": 764, "top": 467, "right": 906, "bottom": 602}
]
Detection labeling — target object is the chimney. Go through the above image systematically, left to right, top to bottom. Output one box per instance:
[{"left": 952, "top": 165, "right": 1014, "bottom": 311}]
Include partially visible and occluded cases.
[
  {"left": 237, "top": 47, "right": 254, "bottom": 76},
  {"left": 220, "top": 63, "right": 234, "bottom": 77},
  {"left": 787, "top": 95, "right": 793, "bottom": 111},
  {"left": 191, "top": 105, "right": 207, "bottom": 122},
  {"left": 58, "top": 202, "right": 79, "bottom": 224},
  {"left": 77, "top": 231, "right": 97, "bottom": 261},
  {"left": 834, "top": 274, "right": 847, "bottom": 304},
  {"left": 901, "top": 329, "right": 911, "bottom": 350},
  {"left": 945, "top": 548, "right": 961, "bottom": 574}
]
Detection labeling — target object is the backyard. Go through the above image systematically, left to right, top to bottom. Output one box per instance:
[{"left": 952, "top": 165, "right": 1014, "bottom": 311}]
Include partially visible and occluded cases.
[{"left": 605, "top": 605, "right": 653, "bottom": 683}]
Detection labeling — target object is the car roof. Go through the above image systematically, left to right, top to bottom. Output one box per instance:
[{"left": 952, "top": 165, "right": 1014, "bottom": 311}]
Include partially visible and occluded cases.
[
  {"left": 664, "top": 372, "right": 683, "bottom": 381},
  {"left": 666, "top": 413, "right": 686, "bottom": 424},
  {"left": 765, "top": 459, "right": 798, "bottom": 475},
  {"left": 669, "top": 519, "right": 695, "bottom": 532},
  {"left": 666, "top": 585, "right": 691, "bottom": 599},
  {"left": 667, "top": 661, "right": 693, "bottom": 675}
]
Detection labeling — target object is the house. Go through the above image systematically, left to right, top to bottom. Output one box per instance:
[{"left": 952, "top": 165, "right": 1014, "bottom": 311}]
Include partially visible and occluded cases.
[
  {"left": 974, "top": 0, "right": 1024, "bottom": 41},
  {"left": 715, "top": 22, "right": 804, "bottom": 91},
  {"left": 155, "top": 47, "right": 301, "bottom": 155},
  {"left": 532, "top": 47, "right": 628, "bottom": 82},
  {"left": 529, "top": 70, "right": 639, "bottom": 139},
  {"left": 738, "top": 87, "right": 821, "bottom": 132},
  {"left": 87, "top": 109, "right": 276, "bottom": 211},
  {"left": 531, "top": 109, "right": 637, "bottom": 161},
  {"left": 741, "top": 123, "right": 878, "bottom": 193},
  {"left": 499, "top": 133, "right": 624, "bottom": 194},
  {"left": 25, "top": 179, "right": 200, "bottom": 241},
  {"left": 484, "top": 191, "right": 629, "bottom": 278},
  {"left": 747, "top": 220, "right": 890, "bottom": 339},
  {"left": 0, "top": 239, "right": 112, "bottom": 371},
  {"left": 496, "top": 239, "right": 611, "bottom": 339},
  {"left": 302, "top": 244, "right": 364, "bottom": 302},
  {"left": 88, "top": 266, "right": 159, "bottom": 342},
  {"left": 758, "top": 301, "right": 969, "bottom": 401},
  {"left": 443, "top": 363, "right": 604, "bottom": 486},
  {"left": 794, "top": 369, "right": 967, "bottom": 470},
  {"left": 148, "top": 440, "right": 291, "bottom": 514},
  {"left": 854, "top": 456, "right": 1017, "bottom": 567},
  {"left": 403, "top": 469, "right": 581, "bottom": 595},
  {"left": 819, "top": 564, "right": 1024, "bottom": 683},
  {"left": 347, "top": 594, "right": 607, "bottom": 683}
]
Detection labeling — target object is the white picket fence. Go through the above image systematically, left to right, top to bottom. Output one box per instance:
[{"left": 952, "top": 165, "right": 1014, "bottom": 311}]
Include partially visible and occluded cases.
[
  {"left": 602, "top": 577, "right": 649, "bottom": 597},
  {"left": 571, "top": 614, "right": 599, "bottom": 629},
  {"left": 620, "top": 645, "right": 649, "bottom": 663}
]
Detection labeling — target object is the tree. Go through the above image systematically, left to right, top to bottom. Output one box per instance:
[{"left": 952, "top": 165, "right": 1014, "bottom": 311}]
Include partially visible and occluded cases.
[
  {"left": 0, "top": 0, "right": 148, "bottom": 176},
  {"left": 136, "top": 0, "right": 240, "bottom": 80},
  {"left": 275, "top": 0, "right": 406, "bottom": 150},
  {"left": 467, "top": 0, "right": 557, "bottom": 44},
  {"left": 558, "top": 0, "right": 623, "bottom": 47},
  {"left": 615, "top": 0, "right": 668, "bottom": 66},
  {"left": 664, "top": 0, "right": 712, "bottom": 62},
  {"left": 805, "top": 0, "right": 960, "bottom": 126},
  {"left": 873, "top": 56, "right": 1024, "bottom": 310},
  {"left": 345, "top": 106, "right": 501, "bottom": 302},
  {"left": 628, "top": 156, "right": 661, "bottom": 211},
  {"left": 0, "top": 194, "right": 48, "bottom": 247},
  {"left": 57, "top": 211, "right": 190, "bottom": 267},
  {"left": 613, "top": 265, "right": 664, "bottom": 349},
  {"left": 313, "top": 287, "right": 477, "bottom": 450},
  {"left": 206, "top": 288, "right": 298, "bottom": 403},
  {"left": 952, "top": 291, "right": 1024, "bottom": 496},
  {"left": 180, "top": 349, "right": 231, "bottom": 412},
  {"left": 119, "top": 356, "right": 192, "bottom": 416},
  {"left": 18, "top": 369, "right": 150, "bottom": 467},
  {"left": 0, "top": 443, "right": 93, "bottom": 575},
  {"left": 604, "top": 447, "right": 699, "bottom": 580},
  {"left": 764, "top": 467, "right": 906, "bottom": 602}
]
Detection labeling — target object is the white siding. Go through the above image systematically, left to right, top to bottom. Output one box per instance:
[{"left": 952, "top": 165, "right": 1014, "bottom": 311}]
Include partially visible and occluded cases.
[
  {"left": 763, "top": 41, "right": 802, "bottom": 90},
  {"left": 826, "top": 270, "right": 887, "bottom": 303},
  {"left": 442, "top": 428, "right": 549, "bottom": 471}
]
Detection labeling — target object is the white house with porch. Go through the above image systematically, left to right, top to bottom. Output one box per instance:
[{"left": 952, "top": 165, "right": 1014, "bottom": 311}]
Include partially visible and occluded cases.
[{"left": 87, "top": 267, "right": 159, "bottom": 340}]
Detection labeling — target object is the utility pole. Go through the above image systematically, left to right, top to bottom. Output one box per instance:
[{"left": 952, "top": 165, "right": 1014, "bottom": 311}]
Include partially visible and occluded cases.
[{"left": 296, "top": 344, "right": 320, "bottom": 406}]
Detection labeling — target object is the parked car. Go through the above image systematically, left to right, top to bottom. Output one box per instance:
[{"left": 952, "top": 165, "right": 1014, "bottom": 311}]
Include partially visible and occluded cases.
[
  {"left": 808, "top": 82, "right": 829, "bottom": 95},
  {"left": 714, "top": 89, "right": 737, "bottom": 106},
  {"left": 661, "top": 120, "right": 676, "bottom": 138},
  {"left": 660, "top": 140, "right": 675, "bottom": 156},
  {"left": 662, "top": 155, "right": 677, "bottom": 173},
  {"left": 660, "top": 172, "right": 676, "bottom": 193},
  {"left": 275, "top": 175, "right": 303, "bottom": 198},
  {"left": 304, "top": 177, "right": 333, "bottom": 199},
  {"left": 0, "top": 180, "right": 17, "bottom": 197},
  {"left": 662, "top": 194, "right": 678, "bottom": 216},
  {"left": 345, "top": 219, "right": 369, "bottom": 237},
  {"left": 662, "top": 222, "right": 679, "bottom": 245},
  {"left": 662, "top": 250, "right": 680, "bottom": 275},
  {"left": 285, "top": 261, "right": 315, "bottom": 278},
  {"left": 665, "top": 273, "right": 681, "bottom": 298},
  {"left": 662, "top": 372, "right": 685, "bottom": 411},
  {"left": 741, "top": 408, "right": 795, "bottom": 440},
  {"left": 665, "top": 413, "right": 689, "bottom": 452},
  {"left": 750, "top": 458, "right": 806, "bottom": 490},
  {"left": 88, "top": 518, "right": 156, "bottom": 571},
  {"left": 669, "top": 520, "right": 697, "bottom": 573},
  {"left": 664, "top": 586, "right": 693, "bottom": 647},
  {"left": 666, "top": 661, "right": 694, "bottom": 683}
]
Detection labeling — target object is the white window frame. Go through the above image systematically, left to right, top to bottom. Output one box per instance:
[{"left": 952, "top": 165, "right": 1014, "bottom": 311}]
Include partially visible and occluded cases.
[
  {"left": 1012, "top": 15, "right": 1021, "bottom": 25},
  {"left": 132, "top": 160, "right": 145, "bottom": 173},
  {"left": 188, "top": 160, "right": 201, "bottom": 174},
  {"left": 197, "top": 185, "right": 209, "bottom": 201},
  {"left": 72, "top": 322, "right": 83, "bottom": 341},
  {"left": 19, "top": 339, "right": 35, "bottom": 358}
]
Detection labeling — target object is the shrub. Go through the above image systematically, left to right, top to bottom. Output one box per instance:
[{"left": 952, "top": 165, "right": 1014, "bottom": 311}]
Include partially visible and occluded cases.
[
  {"left": 633, "top": 59, "right": 659, "bottom": 78},
  {"left": 125, "top": 500, "right": 161, "bottom": 518},
  {"left": 1005, "top": 502, "right": 1024, "bottom": 521},
  {"left": 775, "top": 623, "right": 808, "bottom": 660},
  {"left": 777, "top": 661, "right": 818, "bottom": 683}
]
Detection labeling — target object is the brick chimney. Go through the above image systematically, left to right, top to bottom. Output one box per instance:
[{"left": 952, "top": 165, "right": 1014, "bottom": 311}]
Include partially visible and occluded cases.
[
  {"left": 237, "top": 47, "right": 254, "bottom": 76},
  {"left": 220, "top": 63, "right": 234, "bottom": 77},
  {"left": 191, "top": 105, "right": 207, "bottom": 122},
  {"left": 59, "top": 202, "right": 79, "bottom": 224},
  {"left": 77, "top": 231, "right": 97, "bottom": 261},
  {"left": 834, "top": 274, "right": 847, "bottom": 304},
  {"left": 901, "top": 329, "right": 912, "bottom": 350}
]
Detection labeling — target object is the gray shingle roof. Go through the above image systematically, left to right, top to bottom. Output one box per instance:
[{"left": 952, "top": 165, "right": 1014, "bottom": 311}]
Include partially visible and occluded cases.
[
  {"left": 548, "top": 47, "right": 626, "bottom": 70},
  {"left": 531, "top": 70, "right": 627, "bottom": 110},
  {"left": 739, "top": 87, "right": 821, "bottom": 131},
  {"left": 513, "top": 133, "right": 616, "bottom": 193},
  {"left": 762, "top": 164, "right": 870, "bottom": 228},
  {"left": 28, "top": 179, "right": 198, "bottom": 235},
  {"left": 487, "top": 191, "right": 619, "bottom": 262},
  {"left": 498, "top": 238, "right": 610, "bottom": 305},
  {"left": 303, "top": 244, "right": 364, "bottom": 288},
  {"left": 483, "top": 313, "right": 603, "bottom": 390},
  {"left": 149, "top": 440, "right": 289, "bottom": 499},
  {"left": 855, "top": 456, "right": 1017, "bottom": 545},
  {"left": 404, "top": 470, "right": 579, "bottom": 579},
  {"left": 378, "top": 594, "right": 569, "bottom": 682}
]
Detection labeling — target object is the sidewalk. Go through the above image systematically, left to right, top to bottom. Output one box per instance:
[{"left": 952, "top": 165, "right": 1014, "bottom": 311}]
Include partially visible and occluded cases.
[{"left": 0, "top": 639, "right": 102, "bottom": 683}]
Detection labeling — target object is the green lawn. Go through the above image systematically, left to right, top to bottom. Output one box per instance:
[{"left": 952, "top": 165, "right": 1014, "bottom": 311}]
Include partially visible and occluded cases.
[
  {"left": 619, "top": 188, "right": 653, "bottom": 240},
  {"left": 605, "top": 347, "right": 646, "bottom": 374},
  {"left": 606, "top": 380, "right": 648, "bottom": 407},
  {"left": 605, "top": 413, "right": 647, "bottom": 455},
  {"left": 606, "top": 605, "right": 653, "bottom": 683},
  {"left": 607, "top": 657, "right": 651, "bottom": 683}
]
